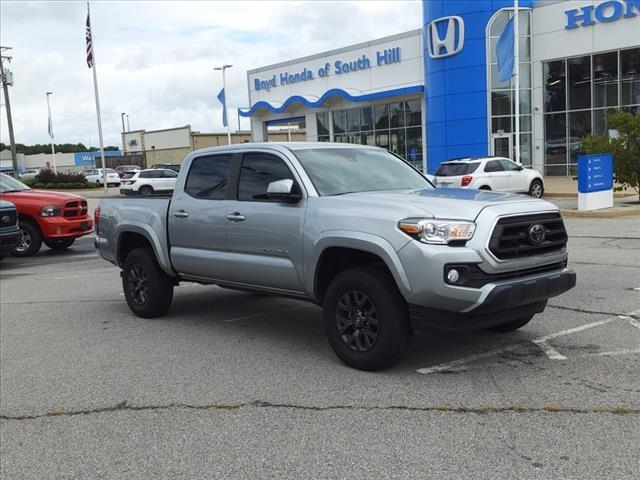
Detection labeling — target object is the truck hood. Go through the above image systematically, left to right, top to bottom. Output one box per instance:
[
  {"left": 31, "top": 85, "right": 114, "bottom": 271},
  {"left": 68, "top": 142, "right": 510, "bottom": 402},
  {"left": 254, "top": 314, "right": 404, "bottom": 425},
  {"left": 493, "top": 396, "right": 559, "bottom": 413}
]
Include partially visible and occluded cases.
[
  {"left": 337, "top": 188, "right": 555, "bottom": 221},
  {"left": 2, "top": 189, "right": 86, "bottom": 205}
]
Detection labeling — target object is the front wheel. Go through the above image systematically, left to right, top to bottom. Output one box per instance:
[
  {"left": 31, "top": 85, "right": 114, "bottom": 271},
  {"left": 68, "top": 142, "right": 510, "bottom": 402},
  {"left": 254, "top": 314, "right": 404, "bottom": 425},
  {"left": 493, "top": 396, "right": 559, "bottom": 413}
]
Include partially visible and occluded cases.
[
  {"left": 528, "top": 179, "right": 544, "bottom": 198},
  {"left": 11, "top": 220, "right": 43, "bottom": 257},
  {"left": 44, "top": 238, "right": 75, "bottom": 250},
  {"left": 122, "top": 247, "right": 174, "bottom": 318},
  {"left": 323, "top": 266, "right": 412, "bottom": 371},
  {"left": 487, "top": 316, "right": 533, "bottom": 333}
]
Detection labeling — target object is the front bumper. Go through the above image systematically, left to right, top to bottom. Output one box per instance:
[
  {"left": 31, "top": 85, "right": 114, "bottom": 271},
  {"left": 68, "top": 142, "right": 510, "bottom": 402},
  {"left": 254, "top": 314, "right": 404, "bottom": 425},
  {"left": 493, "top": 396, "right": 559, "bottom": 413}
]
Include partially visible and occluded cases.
[
  {"left": 39, "top": 216, "right": 93, "bottom": 239},
  {"left": 0, "top": 229, "right": 21, "bottom": 254},
  {"left": 409, "top": 269, "right": 576, "bottom": 332}
]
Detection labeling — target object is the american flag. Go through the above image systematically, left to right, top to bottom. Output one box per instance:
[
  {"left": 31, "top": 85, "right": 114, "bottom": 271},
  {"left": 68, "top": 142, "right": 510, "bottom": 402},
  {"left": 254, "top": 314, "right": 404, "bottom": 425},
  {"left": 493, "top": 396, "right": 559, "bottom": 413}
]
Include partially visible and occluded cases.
[{"left": 86, "top": 11, "right": 93, "bottom": 68}]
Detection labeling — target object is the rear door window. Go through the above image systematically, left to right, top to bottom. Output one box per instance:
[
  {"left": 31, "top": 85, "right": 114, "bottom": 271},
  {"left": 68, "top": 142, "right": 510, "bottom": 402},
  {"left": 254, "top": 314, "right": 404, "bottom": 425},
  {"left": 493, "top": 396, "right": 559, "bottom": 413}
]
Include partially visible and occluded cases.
[
  {"left": 185, "top": 155, "right": 233, "bottom": 200},
  {"left": 484, "top": 160, "right": 504, "bottom": 173},
  {"left": 435, "top": 163, "right": 480, "bottom": 176}
]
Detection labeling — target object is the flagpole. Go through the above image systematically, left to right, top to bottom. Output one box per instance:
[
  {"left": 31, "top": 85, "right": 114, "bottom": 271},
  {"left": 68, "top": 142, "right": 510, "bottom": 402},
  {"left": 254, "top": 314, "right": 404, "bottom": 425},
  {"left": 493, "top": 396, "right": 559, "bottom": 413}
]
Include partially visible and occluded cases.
[
  {"left": 514, "top": 0, "right": 521, "bottom": 164},
  {"left": 87, "top": 2, "right": 107, "bottom": 193},
  {"left": 222, "top": 67, "right": 231, "bottom": 145},
  {"left": 46, "top": 92, "right": 57, "bottom": 174}
]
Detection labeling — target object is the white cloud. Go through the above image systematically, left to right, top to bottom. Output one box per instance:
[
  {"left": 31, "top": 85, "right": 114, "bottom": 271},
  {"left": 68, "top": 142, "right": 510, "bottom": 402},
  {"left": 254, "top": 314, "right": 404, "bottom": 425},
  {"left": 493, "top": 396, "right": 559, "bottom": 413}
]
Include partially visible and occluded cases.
[{"left": 0, "top": 0, "right": 422, "bottom": 148}]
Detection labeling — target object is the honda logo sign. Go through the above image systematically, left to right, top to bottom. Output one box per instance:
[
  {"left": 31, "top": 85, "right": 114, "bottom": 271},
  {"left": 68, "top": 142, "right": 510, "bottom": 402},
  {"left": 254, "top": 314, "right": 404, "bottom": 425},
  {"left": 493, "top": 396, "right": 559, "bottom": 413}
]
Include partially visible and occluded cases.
[{"left": 428, "top": 16, "right": 465, "bottom": 59}]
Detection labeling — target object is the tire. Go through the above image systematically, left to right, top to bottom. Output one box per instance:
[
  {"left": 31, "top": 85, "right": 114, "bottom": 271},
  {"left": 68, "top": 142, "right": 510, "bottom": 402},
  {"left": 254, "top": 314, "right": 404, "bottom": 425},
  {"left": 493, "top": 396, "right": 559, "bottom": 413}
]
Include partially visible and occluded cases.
[
  {"left": 528, "top": 179, "right": 544, "bottom": 198},
  {"left": 95, "top": 180, "right": 101, "bottom": 186},
  {"left": 139, "top": 185, "right": 153, "bottom": 196},
  {"left": 479, "top": 185, "right": 492, "bottom": 191},
  {"left": 11, "top": 219, "right": 43, "bottom": 257},
  {"left": 44, "top": 238, "right": 75, "bottom": 250},
  {"left": 122, "top": 247, "right": 174, "bottom": 318},
  {"left": 323, "top": 266, "right": 412, "bottom": 371},
  {"left": 487, "top": 316, "right": 533, "bottom": 333}
]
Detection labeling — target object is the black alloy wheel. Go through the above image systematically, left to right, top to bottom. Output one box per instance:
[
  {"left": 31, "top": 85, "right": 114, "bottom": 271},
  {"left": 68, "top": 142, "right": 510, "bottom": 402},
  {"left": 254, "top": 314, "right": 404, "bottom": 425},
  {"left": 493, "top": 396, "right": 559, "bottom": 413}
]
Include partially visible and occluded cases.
[
  {"left": 128, "top": 263, "right": 151, "bottom": 306},
  {"left": 336, "top": 290, "right": 379, "bottom": 352}
]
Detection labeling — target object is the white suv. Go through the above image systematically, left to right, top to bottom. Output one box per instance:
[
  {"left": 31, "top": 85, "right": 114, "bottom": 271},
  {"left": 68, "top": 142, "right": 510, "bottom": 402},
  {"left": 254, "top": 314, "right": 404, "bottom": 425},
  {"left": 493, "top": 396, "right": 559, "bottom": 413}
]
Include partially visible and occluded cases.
[
  {"left": 433, "top": 157, "right": 544, "bottom": 197},
  {"left": 84, "top": 168, "right": 121, "bottom": 187},
  {"left": 120, "top": 168, "right": 178, "bottom": 195}
]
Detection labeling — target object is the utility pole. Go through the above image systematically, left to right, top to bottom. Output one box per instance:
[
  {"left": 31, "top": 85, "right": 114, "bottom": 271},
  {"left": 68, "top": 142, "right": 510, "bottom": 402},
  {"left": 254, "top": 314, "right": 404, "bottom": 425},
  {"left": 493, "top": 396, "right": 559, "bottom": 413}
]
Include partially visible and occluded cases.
[
  {"left": 0, "top": 46, "right": 19, "bottom": 178},
  {"left": 126, "top": 114, "right": 130, "bottom": 131}
]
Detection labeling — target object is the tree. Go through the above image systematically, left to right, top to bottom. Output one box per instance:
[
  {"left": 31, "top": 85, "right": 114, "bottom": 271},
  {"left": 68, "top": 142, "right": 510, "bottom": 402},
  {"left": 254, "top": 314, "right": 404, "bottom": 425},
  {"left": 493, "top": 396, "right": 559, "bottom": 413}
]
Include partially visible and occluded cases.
[
  {"left": 581, "top": 110, "right": 640, "bottom": 202},
  {"left": 0, "top": 142, "right": 120, "bottom": 155}
]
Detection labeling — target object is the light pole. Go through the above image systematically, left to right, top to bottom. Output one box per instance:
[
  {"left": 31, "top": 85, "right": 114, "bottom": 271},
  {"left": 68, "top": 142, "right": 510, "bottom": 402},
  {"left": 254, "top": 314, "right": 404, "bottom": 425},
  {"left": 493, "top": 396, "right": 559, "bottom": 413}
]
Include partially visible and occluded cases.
[
  {"left": 1, "top": 46, "right": 18, "bottom": 178},
  {"left": 214, "top": 64, "right": 233, "bottom": 145},
  {"left": 46, "top": 92, "right": 57, "bottom": 174},
  {"left": 121, "top": 112, "right": 126, "bottom": 154},
  {"left": 126, "top": 114, "right": 130, "bottom": 131}
]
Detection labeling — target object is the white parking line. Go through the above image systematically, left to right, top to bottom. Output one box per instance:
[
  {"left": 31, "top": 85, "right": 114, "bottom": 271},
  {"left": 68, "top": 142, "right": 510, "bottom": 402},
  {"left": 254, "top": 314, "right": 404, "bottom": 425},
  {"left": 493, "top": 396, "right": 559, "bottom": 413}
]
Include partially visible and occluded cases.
[
  {"left": 417, "top": 309, "right": 640, "bottom": 375},
  {"left": 532, "top": 340, "right": 567, "bottom": 360}
]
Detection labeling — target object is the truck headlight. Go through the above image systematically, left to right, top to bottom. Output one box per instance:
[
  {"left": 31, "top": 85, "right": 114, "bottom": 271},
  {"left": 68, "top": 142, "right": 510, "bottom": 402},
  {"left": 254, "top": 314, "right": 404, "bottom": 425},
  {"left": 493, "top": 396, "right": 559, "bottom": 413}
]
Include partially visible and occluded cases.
[
  {"left": 40, "top": 205, "right": 62, "bottom": 217},
  {"left": 398, "top": 219, "right": 476, "bottom": 245}
]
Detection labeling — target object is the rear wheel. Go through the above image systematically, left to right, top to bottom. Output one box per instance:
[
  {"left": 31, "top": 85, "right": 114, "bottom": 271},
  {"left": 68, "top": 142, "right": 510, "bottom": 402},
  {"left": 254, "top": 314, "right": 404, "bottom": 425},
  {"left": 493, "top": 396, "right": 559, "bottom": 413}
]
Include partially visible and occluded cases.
[
  {"left": 528, "top": 179, "right": 544, "bottom": 198},
  {"left": 139, "top": 185, "right": 153, "bottom": 196},
  {"left": 479, "top": 185, "right": 492, "bottom": 191},
  {"left": 11, "top": 219, "right": 43, "bottom": 257},
  {"left": 44, "top": 238, "right": 75, "bottom": 250},
  {"left": 122, "top": 247, "right": 174, "bottom": 318},
  {"left": 323, "top": 266, "right": 412, "bottom": 371},
  {"left": 487, "top": 316, "right": 533, "bottom": 333}
]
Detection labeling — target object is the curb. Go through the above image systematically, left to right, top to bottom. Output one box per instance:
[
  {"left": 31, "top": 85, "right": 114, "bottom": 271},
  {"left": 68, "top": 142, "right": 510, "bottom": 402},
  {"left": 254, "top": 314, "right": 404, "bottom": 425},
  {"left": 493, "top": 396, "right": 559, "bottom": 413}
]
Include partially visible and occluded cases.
[
  {"left": 545, "top": 192, "right": 634, "bottom": 198},
  {"left": 560, "top": 208, "right": 640, "bottom": 218}
]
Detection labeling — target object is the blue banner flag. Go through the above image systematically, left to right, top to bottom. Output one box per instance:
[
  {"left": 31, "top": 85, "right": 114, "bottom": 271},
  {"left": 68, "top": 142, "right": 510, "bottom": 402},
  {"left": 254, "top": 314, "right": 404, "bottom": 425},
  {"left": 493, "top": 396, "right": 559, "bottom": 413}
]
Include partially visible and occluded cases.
[
  {"left": 496, "top": 17, "right": 516, "bottom": 82},
  {"left": 217, "top": 88, "right": 228, "bottom": 127}
]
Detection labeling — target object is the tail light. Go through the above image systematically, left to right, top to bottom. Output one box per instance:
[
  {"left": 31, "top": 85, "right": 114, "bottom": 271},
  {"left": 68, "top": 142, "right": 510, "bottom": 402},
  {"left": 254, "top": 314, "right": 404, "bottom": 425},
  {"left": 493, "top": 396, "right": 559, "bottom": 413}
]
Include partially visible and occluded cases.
[
  {"left": 461, "top": 175, "right": 473, "bottom": 187},
  {"left": 94, "top": 206, "right": 101, "bottom": 235}
]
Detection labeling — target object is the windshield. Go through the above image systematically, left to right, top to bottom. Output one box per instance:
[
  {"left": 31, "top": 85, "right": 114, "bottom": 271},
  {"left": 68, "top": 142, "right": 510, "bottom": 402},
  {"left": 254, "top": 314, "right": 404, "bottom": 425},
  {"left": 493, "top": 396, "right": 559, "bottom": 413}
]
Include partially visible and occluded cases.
[
  {"left": 293, "top": 148, "right": 432, "bottom": 196},
  {"left": 435, "top": 162, "right": 480, "bottom": 176},
  {"left": 0, "top": 173, "right": 30, "bottom": 193}
]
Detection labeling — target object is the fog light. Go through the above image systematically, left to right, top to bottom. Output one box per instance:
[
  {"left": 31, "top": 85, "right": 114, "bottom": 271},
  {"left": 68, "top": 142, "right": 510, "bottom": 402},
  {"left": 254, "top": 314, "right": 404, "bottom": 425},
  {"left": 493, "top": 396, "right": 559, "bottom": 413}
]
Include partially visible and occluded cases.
[
  {"left": 56, "top": 227, "right": 62, "bottom": 234},
  {"left": 447, "top": 269, "right": 460, "bottom": 284}
]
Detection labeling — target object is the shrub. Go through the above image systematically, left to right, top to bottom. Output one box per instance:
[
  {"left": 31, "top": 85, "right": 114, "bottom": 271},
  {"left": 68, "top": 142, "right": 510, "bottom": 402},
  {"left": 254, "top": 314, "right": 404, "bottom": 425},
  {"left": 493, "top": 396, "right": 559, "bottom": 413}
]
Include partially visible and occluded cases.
[
  {"left": 36, "top": 169, "right": 86, "bottom": 185},
  {"left": 33, "top": 183, "right": 45, "bottom": 188}
]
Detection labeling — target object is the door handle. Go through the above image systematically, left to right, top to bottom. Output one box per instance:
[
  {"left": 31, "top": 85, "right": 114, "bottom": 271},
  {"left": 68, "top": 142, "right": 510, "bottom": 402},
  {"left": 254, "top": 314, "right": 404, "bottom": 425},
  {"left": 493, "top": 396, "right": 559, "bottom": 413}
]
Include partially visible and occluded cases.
[
  {"left": 173, "top": 210, "right": 189, "bottom": 218},
  {"left": 226, "top": 212, "right": 246, "bottom": 222}
]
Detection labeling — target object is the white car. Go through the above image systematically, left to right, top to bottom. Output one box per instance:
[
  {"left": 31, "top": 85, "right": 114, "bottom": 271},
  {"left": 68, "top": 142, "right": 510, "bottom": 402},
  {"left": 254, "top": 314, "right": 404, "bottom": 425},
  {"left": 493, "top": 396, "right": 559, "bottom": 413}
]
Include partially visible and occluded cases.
[
  {"left": 433, "top": 157, "right": 544, "bottom": 197},
  {"left": 84, "top": 168, "right": 121, "bottom": 187},
  {"left": 119, "top": 168, "right": 178, "bottom": 195},
  {"left": 19, "top": 169, "right": 40, "bottom": 181}
]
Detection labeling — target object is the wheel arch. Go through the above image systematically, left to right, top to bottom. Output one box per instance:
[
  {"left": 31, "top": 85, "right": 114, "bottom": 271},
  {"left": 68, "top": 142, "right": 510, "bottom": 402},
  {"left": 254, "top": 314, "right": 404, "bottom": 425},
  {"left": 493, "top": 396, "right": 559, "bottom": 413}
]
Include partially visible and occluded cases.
[
  {"left": 115, "top": 224, "right": 174, "bottom": 276},
  {"left": 307, "top": 232, "right": 412, "bottom": 303}
]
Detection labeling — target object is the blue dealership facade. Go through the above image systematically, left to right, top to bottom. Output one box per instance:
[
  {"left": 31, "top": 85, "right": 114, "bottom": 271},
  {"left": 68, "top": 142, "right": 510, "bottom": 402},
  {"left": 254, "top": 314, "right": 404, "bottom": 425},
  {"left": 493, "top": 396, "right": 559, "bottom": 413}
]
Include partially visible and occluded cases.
[{"left": 242, "top": 0, "right": 640, "bottom": 176}]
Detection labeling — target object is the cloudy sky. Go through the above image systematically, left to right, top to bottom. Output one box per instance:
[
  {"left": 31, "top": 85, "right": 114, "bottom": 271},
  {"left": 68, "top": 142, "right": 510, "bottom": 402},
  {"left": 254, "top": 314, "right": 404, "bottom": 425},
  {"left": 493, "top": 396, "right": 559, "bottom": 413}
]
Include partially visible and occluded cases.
[{"left": 0, "top": 1, "right": 422, "bottom": 148}]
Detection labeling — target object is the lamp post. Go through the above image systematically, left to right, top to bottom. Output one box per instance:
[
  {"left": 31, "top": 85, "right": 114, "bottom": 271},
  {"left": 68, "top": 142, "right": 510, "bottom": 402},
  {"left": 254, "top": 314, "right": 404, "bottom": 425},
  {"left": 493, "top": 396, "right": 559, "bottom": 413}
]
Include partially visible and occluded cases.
[
  {"left": 214, "top": 64, "right": 233, "bottom": 145},
  {"left": 46, "top": 92, "right": 57, "bottom": 174},
  {"left": 121, "top": 112, "right": 126, "bottom": 154},
  {"left": 126, "top": 114, "right": 130, "bottom": 131}
]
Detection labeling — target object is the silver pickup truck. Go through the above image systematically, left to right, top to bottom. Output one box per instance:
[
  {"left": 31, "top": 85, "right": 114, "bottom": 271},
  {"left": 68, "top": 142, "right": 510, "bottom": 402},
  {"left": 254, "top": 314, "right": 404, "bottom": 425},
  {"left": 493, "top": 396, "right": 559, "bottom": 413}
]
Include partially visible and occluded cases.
[{"left": 95, "top": 143, "right": 576, "bottom": 371}]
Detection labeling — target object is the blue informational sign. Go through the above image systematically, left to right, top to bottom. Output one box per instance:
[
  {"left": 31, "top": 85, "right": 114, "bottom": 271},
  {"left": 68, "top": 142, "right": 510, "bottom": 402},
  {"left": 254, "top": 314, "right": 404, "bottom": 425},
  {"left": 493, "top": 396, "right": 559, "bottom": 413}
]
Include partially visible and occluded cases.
[
  {"left": 74, "top": 150, "right": 121, "bottom": 167},
  {"left": 577, "top": 154, "right": 614, "bottom": 193}
]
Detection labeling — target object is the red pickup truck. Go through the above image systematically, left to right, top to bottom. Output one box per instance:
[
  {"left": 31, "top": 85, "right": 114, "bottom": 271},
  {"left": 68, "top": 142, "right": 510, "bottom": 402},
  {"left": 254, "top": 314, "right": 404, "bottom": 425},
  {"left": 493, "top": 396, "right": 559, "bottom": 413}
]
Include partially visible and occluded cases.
[{"left": 0, "top": 173, "right": 93, "bottom": 257}]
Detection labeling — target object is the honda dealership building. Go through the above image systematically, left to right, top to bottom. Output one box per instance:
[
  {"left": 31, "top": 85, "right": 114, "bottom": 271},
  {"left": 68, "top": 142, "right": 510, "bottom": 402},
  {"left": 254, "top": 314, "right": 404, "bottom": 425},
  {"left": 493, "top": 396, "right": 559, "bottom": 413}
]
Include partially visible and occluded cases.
[{"left": 240, "top": 0, "right": 639, "bottom": 176}]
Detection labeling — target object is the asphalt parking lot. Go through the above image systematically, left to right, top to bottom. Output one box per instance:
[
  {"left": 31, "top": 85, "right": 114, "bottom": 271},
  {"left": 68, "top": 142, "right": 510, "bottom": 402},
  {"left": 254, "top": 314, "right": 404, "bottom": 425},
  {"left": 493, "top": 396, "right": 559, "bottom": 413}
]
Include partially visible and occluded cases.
[{"left": 1, "top": 216, "right": 639, "bottom": 479}]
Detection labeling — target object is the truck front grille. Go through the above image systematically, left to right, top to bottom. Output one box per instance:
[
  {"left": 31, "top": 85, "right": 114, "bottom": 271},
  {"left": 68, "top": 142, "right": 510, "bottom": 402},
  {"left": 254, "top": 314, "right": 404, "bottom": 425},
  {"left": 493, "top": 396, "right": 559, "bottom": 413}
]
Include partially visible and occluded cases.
[
  {"left": 63, "top": 200, "right": 88, "bottom": 218},
  {"left": 0, "top": 210, "right": 18, "bottom": 227},
  {"left": 488, "top": 213, "right": 567, "bottom": 260}
]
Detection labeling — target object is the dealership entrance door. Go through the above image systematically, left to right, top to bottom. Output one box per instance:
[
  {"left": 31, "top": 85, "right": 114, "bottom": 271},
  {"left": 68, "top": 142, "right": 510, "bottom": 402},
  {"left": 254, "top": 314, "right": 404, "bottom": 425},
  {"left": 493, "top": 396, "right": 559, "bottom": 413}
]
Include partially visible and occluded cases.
[{"left": 491, "top": 133, "right": 513, "bottom": 160}]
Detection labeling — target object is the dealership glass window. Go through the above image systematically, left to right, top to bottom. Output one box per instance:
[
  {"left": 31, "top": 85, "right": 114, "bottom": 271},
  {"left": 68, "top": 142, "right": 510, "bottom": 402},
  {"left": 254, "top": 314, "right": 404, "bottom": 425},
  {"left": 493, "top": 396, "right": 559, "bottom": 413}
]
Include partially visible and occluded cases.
[
  {"left": 487, "top": 8, "right": 532, "bottom": 166},
  {"left": 541, "top": 47, "right": 640, "bottom": 176},
  {"left": 621, "top": 48, "right": 640, "bottom": 107},
  {"left": 594, "top": 52, "right": 618, "bottom": 108},
  {"left": 568, "top": 56, "right": 592, "bottom": 111},
  {"left": 544, "top": 60, "right": 566, "bottom": 112},
  {"left": 320, "top": 99, "right": 423, "bottom": 169},
  {"left": 332, "top": 110, "right": 346, "bottom": 134},
  {"left": 316, "top": 111, "right": 329, "bottom": 136}
]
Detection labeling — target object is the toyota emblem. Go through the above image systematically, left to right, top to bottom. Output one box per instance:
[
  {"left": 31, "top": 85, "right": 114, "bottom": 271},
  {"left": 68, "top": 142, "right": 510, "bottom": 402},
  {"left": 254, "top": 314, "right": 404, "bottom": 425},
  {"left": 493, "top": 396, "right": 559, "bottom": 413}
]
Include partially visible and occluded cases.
[{"left": 528, "top": 224, "right": 546, "bottom": 245}]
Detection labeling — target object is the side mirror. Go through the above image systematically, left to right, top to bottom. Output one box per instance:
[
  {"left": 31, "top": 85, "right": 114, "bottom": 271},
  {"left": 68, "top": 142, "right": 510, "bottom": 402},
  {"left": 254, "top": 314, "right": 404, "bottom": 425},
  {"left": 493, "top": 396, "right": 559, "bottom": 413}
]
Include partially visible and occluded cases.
[
  {"left": 516, "top": 165, "right": 524, "bottom": 171},
  {"left": 267, "top": 179, "right": 302, "bottom": 203}
]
